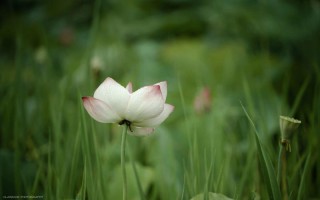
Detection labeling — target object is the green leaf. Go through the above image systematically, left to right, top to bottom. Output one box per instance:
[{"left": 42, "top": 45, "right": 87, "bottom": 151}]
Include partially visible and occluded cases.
[
  {"left": 241, "top": 103, "right": 281, "bottom": 200},
  {"left": 297, "top": 152, "right": 312, "bottom": 200},
  {"left": 76, "top": 159, "right": 87, "bottom": 200},
  {"left": 107, "top": 163, "right": 154, "bottom": 200},
  {"left": 190, "top": 192, "right": 233, "bottom": 200}
]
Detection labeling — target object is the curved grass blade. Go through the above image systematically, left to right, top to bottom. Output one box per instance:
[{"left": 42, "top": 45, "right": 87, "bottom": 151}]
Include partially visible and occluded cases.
[
  {"left": 241, "top": 103, "right": 281, "bottom": 200},
  {"left": 297, "top": 152, "right": 311, "bottom": 200},
  {"left": 129, "top": 153, "right": 146, "bottom": 200}
]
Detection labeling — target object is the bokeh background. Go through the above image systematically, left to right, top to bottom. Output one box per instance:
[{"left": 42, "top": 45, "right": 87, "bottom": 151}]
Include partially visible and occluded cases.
[{"left": 1, "top": 0, "right": 319, "bottom": 199}]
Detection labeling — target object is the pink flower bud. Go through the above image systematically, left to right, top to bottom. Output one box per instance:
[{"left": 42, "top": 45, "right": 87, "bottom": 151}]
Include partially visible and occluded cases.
[{"left": 193, "top": 87, "right": 212, "bottom": 114}]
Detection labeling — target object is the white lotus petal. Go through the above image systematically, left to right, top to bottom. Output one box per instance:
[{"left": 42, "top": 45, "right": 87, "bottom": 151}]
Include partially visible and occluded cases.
[
  {"left": 93, "top": 77, "right": 130, "bottom": 118},
  {"left": 93, "top": 78, "right": 109, "bottom": 100},
  {"left": 154, "top": 81, "right": 167, "bottom": 101},
  {"left": 126, "top": 82, "right": 133, "bottom": 93},
  {"left": 126, "top": 85, "right": 164, "bottom": 122},
  {"left": 82, "top": 97, "right": 120, "bottom": 123},
  {"left": 134, "top": 104, "right": 174, "bottom": 127},
  {"left": 129, "top": 126, "right": 155, "bottom": 136}
]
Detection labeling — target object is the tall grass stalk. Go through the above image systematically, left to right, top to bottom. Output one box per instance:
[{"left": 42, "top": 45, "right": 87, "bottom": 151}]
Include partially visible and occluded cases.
[
  {"left": 241, "top": 103, "right": 281, "bottom": 200},
  {"left": 128, "top": 143, "right": 146, "bottom": 200},
  {"left": 297, "top": 153, "right": 312, "bottom": 200}
]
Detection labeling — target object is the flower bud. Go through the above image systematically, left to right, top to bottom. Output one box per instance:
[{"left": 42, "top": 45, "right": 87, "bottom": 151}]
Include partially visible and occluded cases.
[
  {"left": 58, "top": 27, "right": 74, "bottom": 46},
  {"left": 34, "top": 46, "right": 48, "bottom": 65},
  {"left": 90, "top": 55, "right": 105, "bottom": 80},
  {"left": 90, "top": 55, "right": 104, "bottom": 71},
  {"left": 193, "top": 87, "right": 212, "bottom": 114}
]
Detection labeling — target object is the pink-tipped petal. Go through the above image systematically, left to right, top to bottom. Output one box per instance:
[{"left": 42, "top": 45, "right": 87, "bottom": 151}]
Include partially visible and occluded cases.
[
  {"left": 93, "top": 77, "right": 130, "bottom": 118},
  {"left": 154, "top": 81, "right": 167, "bottom": 101},
  {"left": 126, "top": 82, "right": 133, "bottom": 93},
  {"left": 126, "top": 85, "right": 164, "bottom": 122},
  {"left": 82, "top": 97, "right": 121, "bottom": 123},
  {"left": 134, "top": 104, "right": 174, "bottom": 127},
  {"left": 129, "top": 126, "right": 155, "bottom": 136}
]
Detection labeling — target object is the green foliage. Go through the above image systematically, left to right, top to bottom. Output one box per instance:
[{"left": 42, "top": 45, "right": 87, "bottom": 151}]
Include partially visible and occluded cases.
[
  {"left": 1, "top": 0, "right": 319, "bottom": 199},
  {"left": 241, "top": 103, "right": 281, "bottom": 200},
  {"left": 190, "top": 192, "right": 233, "bottom": 200}
]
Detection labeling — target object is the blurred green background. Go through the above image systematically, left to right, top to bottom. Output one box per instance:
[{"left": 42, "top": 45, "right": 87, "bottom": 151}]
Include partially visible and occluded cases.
[{"left": 0, "top": 0, "right": 319, "bottom": 199}]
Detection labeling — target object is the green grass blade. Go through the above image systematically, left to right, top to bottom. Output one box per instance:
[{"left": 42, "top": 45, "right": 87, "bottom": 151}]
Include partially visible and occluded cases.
[
  {"left": 289, "top": 76, "right": 310, "bottom": 116},
  {"left": 241, "top": 103, "right": 281, "bottom": 200},
  {"left": 129, "top": 151, "right": 146, "bottom": 200},
  {"left": 297, "top": 152, "right": 312, "bottom": 200},
  {"left": 76, "top": 158, "right": 87, "bottom": 200},
  {"left": 180, "top": 173, "right": 186, "bottom": 200}
]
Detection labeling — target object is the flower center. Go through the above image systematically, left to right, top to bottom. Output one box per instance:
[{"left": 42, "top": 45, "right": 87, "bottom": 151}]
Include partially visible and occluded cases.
[{"left": 119, "top": 119, "right": 133, "bottom": 132}]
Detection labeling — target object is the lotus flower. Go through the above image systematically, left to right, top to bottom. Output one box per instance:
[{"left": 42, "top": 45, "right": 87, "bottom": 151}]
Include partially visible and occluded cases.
[{"left": 82, "top": 77, "right": 174, "bottom": 136}]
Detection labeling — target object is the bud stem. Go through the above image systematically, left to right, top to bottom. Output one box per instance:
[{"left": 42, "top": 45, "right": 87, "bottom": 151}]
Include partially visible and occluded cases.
[{"left": 277, "top": 143, "right": 289, "bottom": 200}]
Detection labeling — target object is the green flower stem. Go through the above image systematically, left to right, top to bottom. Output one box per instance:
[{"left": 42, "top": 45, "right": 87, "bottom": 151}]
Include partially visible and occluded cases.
[
  {"left": 121, "top": 125, "right": 128, "bottom": 200},
  {"left": 277, "top": 143, "right": 289, "bottom": 200},
  {"left": 277, "top": 144, "right": 284, "bottom": 183}
]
